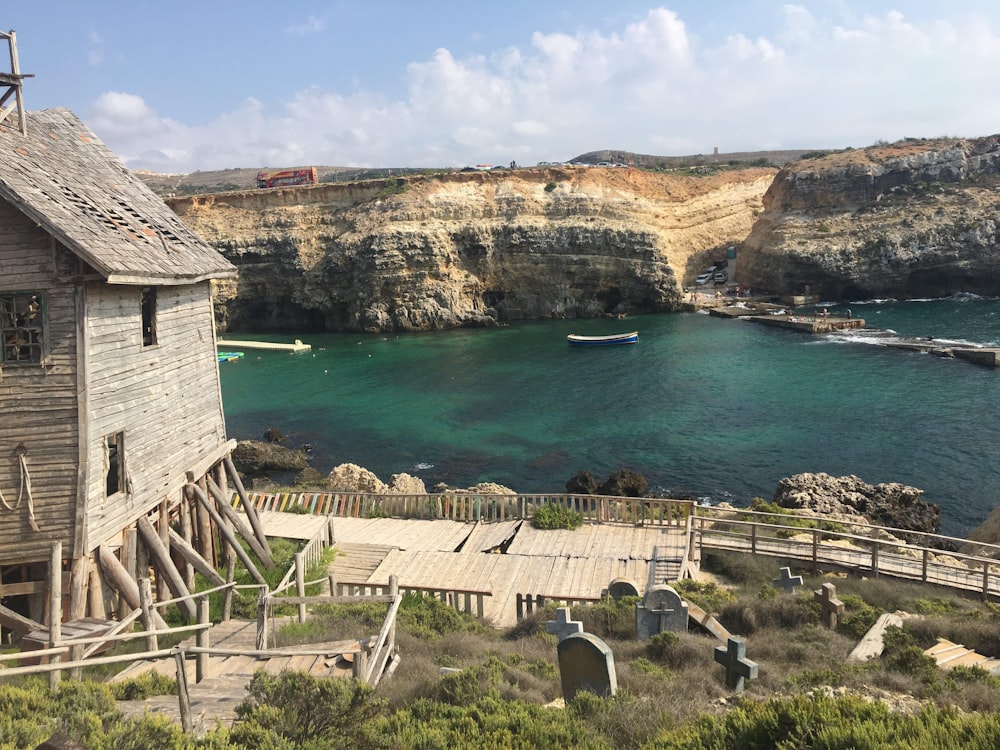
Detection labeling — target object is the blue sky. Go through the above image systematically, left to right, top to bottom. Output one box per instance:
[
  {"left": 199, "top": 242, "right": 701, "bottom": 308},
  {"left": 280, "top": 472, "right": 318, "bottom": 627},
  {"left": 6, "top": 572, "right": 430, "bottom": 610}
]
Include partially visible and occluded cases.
[{"left": 4, "top": 2, "right": 1000, "bottom": 172}]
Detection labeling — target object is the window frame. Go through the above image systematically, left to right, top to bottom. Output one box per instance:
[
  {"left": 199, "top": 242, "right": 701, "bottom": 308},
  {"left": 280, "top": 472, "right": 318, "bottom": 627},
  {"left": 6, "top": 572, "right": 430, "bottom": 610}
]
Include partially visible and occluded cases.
[
  {"left": 141, "top": 286, "right": 157, "bottom": 348},
  {"left": 0, "top": 291, "right": 46, "bottom": 366},
  {"left": 105, "top": 431, "right": 127, "bottom": 498}
]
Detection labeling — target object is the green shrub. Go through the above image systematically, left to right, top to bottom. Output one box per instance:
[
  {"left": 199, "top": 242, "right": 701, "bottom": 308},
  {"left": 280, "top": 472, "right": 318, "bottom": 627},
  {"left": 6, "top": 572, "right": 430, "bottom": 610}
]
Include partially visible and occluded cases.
[
  {"left": 544, "top": 181, "right": 557, "bottom": 192},
  {"left": 532, "top": 502, "right": 583, "bottom": 530},
  {"left": 673, "top": 579, "right": 736, "bottom": 614},
  {"left": 836, "top": 593, "right": 884, "bottom": 640},
  {"left": 578, "top": 596, "right": 638, "bottom": 639},
  {"left": 108, "top": 668, "right": 178, "bottom": 700},
  {"left": 234, "top": 670, "right": 384, "bottom": 747}
]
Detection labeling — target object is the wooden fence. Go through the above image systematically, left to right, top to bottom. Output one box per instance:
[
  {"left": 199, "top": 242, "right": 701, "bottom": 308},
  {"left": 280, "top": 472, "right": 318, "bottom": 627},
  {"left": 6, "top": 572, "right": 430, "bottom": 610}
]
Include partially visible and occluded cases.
[
  {"left": 235, "top": 491, "right": 695, "bottom": 526},
  {"left": 693, "top": 506, "right": 1000, "bottom": 600},
  {"left": 335, "top": 580, "right": 492, "bottom": 620}
]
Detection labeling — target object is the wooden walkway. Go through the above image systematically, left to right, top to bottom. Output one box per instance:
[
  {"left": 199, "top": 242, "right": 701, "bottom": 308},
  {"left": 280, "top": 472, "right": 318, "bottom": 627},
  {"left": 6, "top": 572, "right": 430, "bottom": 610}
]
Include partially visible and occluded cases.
[
  {"left": 328, "top": 517, "right": 689, "bottom": 626},
  {"left": 114, "top": 618, "right": 366, "bottom": 734}
]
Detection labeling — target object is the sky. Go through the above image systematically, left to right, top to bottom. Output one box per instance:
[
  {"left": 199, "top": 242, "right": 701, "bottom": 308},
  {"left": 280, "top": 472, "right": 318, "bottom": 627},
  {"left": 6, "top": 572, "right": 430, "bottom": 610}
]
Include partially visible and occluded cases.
[{"left": 4, "top": 1, "right": 1000, "bottom": 173}]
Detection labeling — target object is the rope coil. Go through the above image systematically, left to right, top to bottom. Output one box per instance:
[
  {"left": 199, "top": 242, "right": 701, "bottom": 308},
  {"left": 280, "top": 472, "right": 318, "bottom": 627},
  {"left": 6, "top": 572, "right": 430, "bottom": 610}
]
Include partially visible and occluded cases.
[{"left": 0, "top": 445, "right": 40, "bottom": 531}]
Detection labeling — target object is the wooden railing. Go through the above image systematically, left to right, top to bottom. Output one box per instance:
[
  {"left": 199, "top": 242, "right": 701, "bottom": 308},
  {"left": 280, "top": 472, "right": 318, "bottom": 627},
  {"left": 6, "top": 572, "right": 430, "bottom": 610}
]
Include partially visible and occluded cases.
[
  {"left": 236, "top": 491, "right": 695, "bottom": 527},
  {"left": 693, "top": 506, "right": 1000, "bottom": 600},
  {"left": 335, "top": 580, "right": 491, "bottom": 620}
]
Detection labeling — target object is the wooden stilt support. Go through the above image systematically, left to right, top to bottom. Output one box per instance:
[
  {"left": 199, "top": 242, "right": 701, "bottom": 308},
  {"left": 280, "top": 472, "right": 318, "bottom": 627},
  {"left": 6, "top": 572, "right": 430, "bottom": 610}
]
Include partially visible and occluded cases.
[
  {"left": 224, "top": 454, "right": 272, "bottom": 564},
  {"left": 192, "top": 473, "right": 215, "bottom": 567},
  {"left": 206, "top": 475, "right": 274, "bottom": 569},
  {"left": 186, "top": 483, "right": 266, "bottom": 586},
  {"left": 179, "top": 491, "right": 195, "bottom": 590},
  {"left": 157, "top": 498, "right": 170, "bottom": 601},
  {"left": 136, "top": 515, "right": 196, "bottom": 623},
  {"left": 167, "top": 528, "right": 226, "bottom": 587},
  {"left": 48, "top": 541, "right": 62, "bottom": 691},
  {"left": 96, "top": 546, "right": 168, "bottom": 630},
  {"left": 67, "top": 555, "right": 88, "bottom": 621},
  {"left": 222, "top": 556, "right": 236, "bottom": 622},
  {"left": 87, "top": 564, "right": 106, "bottom": 620},
  {"left": 137, "top": 577, "right": 158, "bottom": 651},
  {"left": 0, "top": 603, "right": 42, "bottom": 639},
  {"left": 175, "top": 651, "right": 193, "bottom": 734}
]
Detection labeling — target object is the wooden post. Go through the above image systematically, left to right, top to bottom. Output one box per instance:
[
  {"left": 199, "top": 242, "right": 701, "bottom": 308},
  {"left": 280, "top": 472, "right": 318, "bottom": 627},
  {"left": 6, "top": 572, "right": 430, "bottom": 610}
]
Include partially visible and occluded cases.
[
  {"left": 224, "top": 454, "right": 273, "bottom": 563},
  {"left": 193, "top": 474, "right": 215, "bottom": 567},
  {"left": 206, "top": 476, "right": 274, "bottom": 569},
  {"left": 187, "top": 483, "right": 267, "bottom": 586},
  {"left": 179, "top": 490, "right": 195, "bottom": 590},
  {"left": 157, "top": 498, "right": 170, "bottom": 601},
  {"left": 136, "top": 515, "right": 196, "bottom": 622},
  {"left": 121, "top": 528, "right": 138, "bottom": 618},
  {"left": 167, "top": 528, "right": 226, "bottom": 587},
  {"left": 811, "top": 529, "right": 819, "bottom": 573},
  {"left": 48, "top": 541, "right": 63, "bottom": 691},
  {"left": 871, "top": 542, "right": 880, "bottom": 578},
  {"left": 96, "top": 546, "right": 168, "bottom": 630},
  {"left": 922, "top": 548, "right": 929, "bottom": 583},
  {"left": 295, "top": 552, "right": 307, "bottom": 623},
  {"left": 67, "top": 555, "right": 88, "bottom": 621},
  {"left": 222, "top": 556, "right": 236, "bottom": 621},
  {"left": 983, "top": 562, "right": 991, "bottom": 600},
  {"left": 87, "top": 564, "right": 106, "bottom": 620},
  {"left": 138, "top": 577, "right": 158, "bottom": 651},
  {"left": 256, "top": 590, "right": 269, "bottom": 651},
  {"left": 196, "top": 597, "right": 209, "bottom": 683},
  {"left": 69, "top": 643, "right": 83, "bottom": 681},
  {"left": 175, "top": 651, "right": 193, "bottom": 734}
]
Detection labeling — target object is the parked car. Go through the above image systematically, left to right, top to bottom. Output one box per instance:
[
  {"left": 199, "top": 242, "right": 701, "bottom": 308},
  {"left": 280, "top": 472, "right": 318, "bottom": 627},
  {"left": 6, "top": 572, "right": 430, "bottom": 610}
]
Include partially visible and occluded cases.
[
  {"left": 713, "top": 271, "right": 728, "bottom": 285},
  {"left": 695, "top": 272, "right": 713, "bottom": 285}
]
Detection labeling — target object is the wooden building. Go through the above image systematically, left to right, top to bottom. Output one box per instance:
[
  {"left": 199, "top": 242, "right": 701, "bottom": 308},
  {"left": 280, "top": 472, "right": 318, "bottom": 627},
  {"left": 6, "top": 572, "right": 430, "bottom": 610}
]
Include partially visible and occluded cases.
[{"left": 0, "top": 41, "right": 244, "bottom": 636}]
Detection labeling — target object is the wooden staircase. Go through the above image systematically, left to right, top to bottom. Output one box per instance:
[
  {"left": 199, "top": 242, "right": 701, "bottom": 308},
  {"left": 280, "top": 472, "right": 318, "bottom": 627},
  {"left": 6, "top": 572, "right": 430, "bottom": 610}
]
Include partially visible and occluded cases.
[{"left": 924, "top": 638, "right": 1000, "bottom": 676}]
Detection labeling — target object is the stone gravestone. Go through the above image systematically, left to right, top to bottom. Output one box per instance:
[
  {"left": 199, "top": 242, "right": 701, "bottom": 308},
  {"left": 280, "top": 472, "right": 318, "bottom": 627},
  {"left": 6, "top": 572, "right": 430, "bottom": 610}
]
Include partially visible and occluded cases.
[
  {"left": 772, "top": 567, "right": 804, "bottom": 594},
  {"left": 607, "top": 578, "right": 640, "bottom": 601},
  {"left": 814, "top": 582, "right": 845, "bottom": 629},
  {"left": 635, "top": 584, "right": 688, "bottom": 640},
  {"left": 546, "top": 607, "right": 584, "bottom": 642},
  {"left": 557, "top": 632, "right": 618, "bottom": 701},
  {"left": 714, "top": 635, "right": 759, "bottom": 693}
]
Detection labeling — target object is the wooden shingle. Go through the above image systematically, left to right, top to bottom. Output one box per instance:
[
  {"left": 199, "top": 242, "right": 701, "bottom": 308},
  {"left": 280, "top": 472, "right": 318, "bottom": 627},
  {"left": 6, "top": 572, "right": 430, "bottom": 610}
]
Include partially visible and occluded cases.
[{"left": 0, "top": 108, "right": 235, "bottom": 285}]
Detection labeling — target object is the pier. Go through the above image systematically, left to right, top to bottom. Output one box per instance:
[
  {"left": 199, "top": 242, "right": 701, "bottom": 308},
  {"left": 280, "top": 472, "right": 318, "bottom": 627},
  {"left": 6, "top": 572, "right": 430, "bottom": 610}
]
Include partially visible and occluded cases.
[
  {"left": 706, "top": 303, "right": 1000, "bottom": 369},
  {"left": 216, "top": 338, "right": 311, "bottom": 352}
]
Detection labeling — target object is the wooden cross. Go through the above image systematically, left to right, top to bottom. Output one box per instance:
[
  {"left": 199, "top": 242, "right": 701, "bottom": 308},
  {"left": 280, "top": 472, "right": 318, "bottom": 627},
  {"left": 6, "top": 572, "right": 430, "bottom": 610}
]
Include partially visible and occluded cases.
[
  {"left": 772, "top": 566, "right": 804, "bottom": 594},
  {"left": 814, "top": 582, "right": 845, "bottom": 629},
  {"left": 649, "top": 601, "right": 677, "bottom": 633},
  {"left": 546, "top": 607, "right": 583, "bottom": 642},
  {"left": 713, "top": 636, "right": 758, "bottom": 692}
]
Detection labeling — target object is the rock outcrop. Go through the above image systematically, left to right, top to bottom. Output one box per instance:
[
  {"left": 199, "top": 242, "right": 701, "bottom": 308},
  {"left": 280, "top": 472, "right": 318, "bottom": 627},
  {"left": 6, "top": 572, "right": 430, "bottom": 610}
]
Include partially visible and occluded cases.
[
  {"left": 740, "top": 137, "right": 1000, "bottom": 299},
  {"left": 169, "top": 166, "right": 775, "bottom": 332},
  {"left": 231, "top": 439, "right": 309, "bottom": 475},
  {"left": 773, "top": 472, "right": 941, "bottom": 535}
]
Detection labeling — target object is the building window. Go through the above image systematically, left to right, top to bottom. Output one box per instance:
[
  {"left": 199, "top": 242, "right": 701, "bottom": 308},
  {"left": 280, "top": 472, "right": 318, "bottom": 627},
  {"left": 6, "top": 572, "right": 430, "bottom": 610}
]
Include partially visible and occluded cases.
[
  {"left": 141, "top": 287, "right": 157, "bottom": 347},
  {"left": 1, "top": 292, "right": 44, "bottom": 364},
  {"left": 106, "top": 432, "right": 126, "bottom": 497}
]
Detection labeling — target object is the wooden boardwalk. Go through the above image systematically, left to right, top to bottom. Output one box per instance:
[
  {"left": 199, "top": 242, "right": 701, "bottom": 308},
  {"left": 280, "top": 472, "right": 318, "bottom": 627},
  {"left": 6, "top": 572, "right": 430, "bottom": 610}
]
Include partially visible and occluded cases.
[
  {"left": 328, "top": 517, "right": 689, "bottom": 626},
  {"left": 114, "top": 618, "right": 366, "bottom": 734}
]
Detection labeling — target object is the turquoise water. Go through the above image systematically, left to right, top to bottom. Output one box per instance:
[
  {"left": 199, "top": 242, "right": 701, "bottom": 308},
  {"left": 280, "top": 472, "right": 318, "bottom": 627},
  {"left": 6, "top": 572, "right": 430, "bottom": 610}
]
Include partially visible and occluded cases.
[{"left": 219, "top": 297, "right": 1000, "bottom": 536}]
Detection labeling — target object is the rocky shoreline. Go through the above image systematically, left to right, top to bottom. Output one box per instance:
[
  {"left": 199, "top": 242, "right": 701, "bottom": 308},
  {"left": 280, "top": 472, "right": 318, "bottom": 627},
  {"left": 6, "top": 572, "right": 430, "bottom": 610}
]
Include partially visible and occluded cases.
[{"left": 232, "top": 436, "right": 970, "bottom": 547}]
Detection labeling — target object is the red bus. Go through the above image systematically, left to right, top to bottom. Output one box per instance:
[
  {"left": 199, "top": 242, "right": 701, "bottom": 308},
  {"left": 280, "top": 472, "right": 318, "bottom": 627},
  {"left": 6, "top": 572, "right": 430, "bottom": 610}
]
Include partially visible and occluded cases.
[{"left": 255, "top": 167, "right": 318, "bottom": 188}]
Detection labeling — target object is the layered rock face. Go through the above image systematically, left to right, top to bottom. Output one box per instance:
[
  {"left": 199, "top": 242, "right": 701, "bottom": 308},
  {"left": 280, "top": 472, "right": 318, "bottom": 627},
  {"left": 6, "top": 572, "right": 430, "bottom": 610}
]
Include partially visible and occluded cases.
[
  {"left": 740, "top": 137, "right": 1000, "bottom": 299},
  {"left": 168, "top": 167, "right": 774, "bottom": 332}
]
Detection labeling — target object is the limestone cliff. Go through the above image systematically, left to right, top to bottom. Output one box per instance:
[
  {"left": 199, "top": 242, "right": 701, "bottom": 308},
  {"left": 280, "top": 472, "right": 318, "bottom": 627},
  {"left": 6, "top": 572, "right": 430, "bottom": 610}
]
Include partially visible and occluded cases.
[
  {"left": 740, "top": 137, "right": 1000, "bottom": 299},
  {"left": 168, "top": 166, "right": 774, "bottom": 332}
]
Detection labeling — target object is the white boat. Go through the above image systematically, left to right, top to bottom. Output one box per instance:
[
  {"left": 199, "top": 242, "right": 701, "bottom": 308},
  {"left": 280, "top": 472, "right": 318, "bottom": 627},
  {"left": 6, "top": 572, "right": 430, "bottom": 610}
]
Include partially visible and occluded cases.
[{"left": 566, "top": 331, "right": 638, "bottom": 346}]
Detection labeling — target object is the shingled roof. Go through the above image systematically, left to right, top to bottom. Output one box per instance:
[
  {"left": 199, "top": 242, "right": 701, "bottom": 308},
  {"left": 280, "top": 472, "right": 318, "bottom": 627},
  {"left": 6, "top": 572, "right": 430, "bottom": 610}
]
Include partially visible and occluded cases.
[{"left": 0, "top": 108, "right": 236, "bottom": 285}]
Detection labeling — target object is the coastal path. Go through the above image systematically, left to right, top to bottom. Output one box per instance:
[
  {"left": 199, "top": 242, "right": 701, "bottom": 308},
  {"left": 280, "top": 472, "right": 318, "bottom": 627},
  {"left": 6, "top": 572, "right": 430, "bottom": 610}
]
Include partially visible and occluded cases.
[{"left": 692, "top": 506, "right": 1000, "bottom": 600}]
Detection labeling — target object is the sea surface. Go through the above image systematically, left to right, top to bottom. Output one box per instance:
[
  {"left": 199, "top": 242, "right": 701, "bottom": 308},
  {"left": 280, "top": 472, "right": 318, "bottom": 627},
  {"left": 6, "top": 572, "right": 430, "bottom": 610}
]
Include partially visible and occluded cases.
[{"left": 219, "top": 296, "right": 1000, "bottom": 537}]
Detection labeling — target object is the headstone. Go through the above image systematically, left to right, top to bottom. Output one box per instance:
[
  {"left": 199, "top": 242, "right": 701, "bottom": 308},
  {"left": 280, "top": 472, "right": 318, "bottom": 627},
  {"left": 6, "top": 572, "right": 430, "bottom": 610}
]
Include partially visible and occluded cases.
[
  {"left": 772, "top": 567, "right": 804, "bottom": 594},
  {"left": 607, "top": 578, "right": 640, "bottom": 601},
  {"left": 814, "top": 582, "right": 845, "bottom": 629},
  {"left": 635, "top": 584, "right": 688, "bottom": 640},
  {"left": 546, "top": 607, "right": 584, "bottom": 642},
  {"left": 557, "top": 632, "right": 618, "bottom": 701},
  {"left": 714, "top": 636, "right": 758, "bottom": 692}
]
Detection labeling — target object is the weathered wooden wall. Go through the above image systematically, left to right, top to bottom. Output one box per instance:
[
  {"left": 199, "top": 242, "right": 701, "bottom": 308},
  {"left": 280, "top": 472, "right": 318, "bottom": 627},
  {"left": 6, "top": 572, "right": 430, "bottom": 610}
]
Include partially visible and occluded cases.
[
  {"left": 0, "top": 202, "right": 80, "bottom": 564},
  {"left": 84, "top": 282, "right": 228, "bottom": 552}
]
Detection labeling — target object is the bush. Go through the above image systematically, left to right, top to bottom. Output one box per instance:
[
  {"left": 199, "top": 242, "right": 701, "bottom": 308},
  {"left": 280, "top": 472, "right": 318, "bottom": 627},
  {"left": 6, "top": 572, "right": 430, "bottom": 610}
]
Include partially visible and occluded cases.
[
  {"left": 544, "top": 181, "right": 557, "bottom": 192},
  {"left": 532, "top": 501, "right": 583, "bottom": 530},
  {"left": 673, "top": 579, "right": 736, "bottom": 614},
  {"left": 108, "top": 668, "right": 177, "bottom": 700},
  {"left": 234, "top": 670, "right": 384, "bottom": 747}
]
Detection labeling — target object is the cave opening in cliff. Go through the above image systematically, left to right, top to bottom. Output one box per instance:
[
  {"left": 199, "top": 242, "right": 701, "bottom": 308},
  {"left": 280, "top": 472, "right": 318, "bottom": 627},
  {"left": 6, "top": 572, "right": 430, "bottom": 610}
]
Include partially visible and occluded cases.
[{"left": 596, "top": 287, "right": 623, "bottom": 315}]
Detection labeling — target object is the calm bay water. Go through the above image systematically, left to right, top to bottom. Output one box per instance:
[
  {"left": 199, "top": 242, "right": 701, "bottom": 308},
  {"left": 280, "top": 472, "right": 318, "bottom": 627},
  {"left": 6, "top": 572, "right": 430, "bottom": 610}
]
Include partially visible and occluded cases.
[{"left": 219, "top": 296, "right": 1000, "bottom": 537}]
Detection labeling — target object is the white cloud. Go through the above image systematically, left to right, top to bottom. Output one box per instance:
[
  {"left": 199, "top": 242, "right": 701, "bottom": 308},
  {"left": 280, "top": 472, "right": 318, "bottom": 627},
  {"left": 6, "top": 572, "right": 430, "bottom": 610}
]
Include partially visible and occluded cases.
[
  {"left": 86, "top": 6, "right": 1000, "bottom": 172},
  {"left": 284, "top": 15, "right": 325, "bottom": 35}
]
